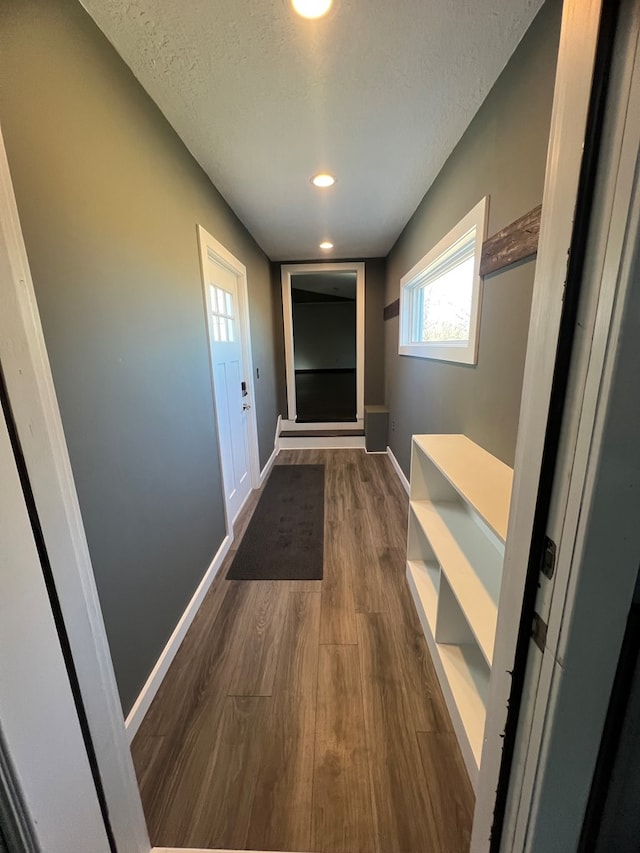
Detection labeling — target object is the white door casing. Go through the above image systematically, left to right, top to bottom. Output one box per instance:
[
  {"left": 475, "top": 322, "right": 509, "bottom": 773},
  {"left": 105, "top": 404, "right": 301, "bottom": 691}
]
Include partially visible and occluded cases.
[
  {"left": 470, "top": 0, "right": 606, "bottom": 848},
  {"left": 503, "top": 0, "right": 640, "bottom": 847},
  {"left": 198, "top": 226, "right": 260, "bottom": 528},
  {"left": 281, "top": 262, "right": 365, "bottom": 422},
  {"left": 0, "top": 399, "right": 111, "bottom": 853}
]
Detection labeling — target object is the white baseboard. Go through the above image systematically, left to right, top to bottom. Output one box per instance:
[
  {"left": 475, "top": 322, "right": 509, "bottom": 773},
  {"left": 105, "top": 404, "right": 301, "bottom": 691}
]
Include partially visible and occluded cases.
[
  {"left": 275, "top": 413, "right": 282, "bottom": 452},
  {"left": 260, "top": 415, "right": 281, "bottom": 483},
  {"left": 259, "top": 445, "right": 278, "bottom": 485},
  {"left": 386, "top": 445, "right": 410, "bottom": 494},
  {"left": 125, "top": 533, "right": 232, "bottom": 742}
]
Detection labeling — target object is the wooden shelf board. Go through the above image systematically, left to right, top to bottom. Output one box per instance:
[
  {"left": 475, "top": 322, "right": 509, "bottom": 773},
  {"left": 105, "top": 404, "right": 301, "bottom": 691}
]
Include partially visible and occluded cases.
[
  {"left": 413, "top": 434, "right": 513, "bottom": 542},
  {"left": 410, "top": 499, "right": 500, "bottom": 665},
  {"left": 406, "top": 558, "right": 439, "bottom": 631},
  {"left": 406, "top": 567, "right": 488, "bottom": 784},
  {"left": 437, "top": 641, "right": 489, "bottom": 768}
]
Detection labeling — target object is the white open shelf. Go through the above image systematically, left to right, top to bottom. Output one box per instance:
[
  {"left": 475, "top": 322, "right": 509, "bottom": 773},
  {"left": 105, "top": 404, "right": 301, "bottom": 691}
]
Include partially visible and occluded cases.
[
  {"left": 411, "top": 433, "right": 512, "bottom": 540},
  {"left": 406, "top": 434, "right": 513, "bottom": 788},
  {"left": 410, "top": 499, "right": 502, "bottom": 665},
  {"left": 406, "top": 557, "right": 440, "bottom": 629},
  {"left": 438, "top": 641, "right": 489, "bottom": 765}
]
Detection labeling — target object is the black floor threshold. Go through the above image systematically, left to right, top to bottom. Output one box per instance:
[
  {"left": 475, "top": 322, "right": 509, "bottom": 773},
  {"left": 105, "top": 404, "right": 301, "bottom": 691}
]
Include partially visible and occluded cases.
[
  {"left": 295, "top": 418, "right": 357, "bottom": 424},
  {"left": 280, "top": 429, "right": 365, "bottom": 438}
]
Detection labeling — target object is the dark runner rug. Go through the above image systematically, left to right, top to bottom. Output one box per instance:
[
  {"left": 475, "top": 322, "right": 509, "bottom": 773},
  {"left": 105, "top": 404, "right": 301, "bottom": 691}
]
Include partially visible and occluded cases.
[{"left": 226, "top": 464, "right": 325, "bottom": 581}]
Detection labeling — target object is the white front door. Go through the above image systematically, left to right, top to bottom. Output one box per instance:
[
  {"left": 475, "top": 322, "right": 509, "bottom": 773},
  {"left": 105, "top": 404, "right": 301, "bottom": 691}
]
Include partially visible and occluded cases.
[{"left": 205, "top": 254, "right": 252, "bottom": 523}]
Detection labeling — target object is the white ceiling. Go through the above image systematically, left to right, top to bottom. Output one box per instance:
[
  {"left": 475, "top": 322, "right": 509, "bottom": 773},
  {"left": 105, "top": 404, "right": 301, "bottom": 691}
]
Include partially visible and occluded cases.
[{"left": 80, "top": 0, "right": 543, "bottom": 261}]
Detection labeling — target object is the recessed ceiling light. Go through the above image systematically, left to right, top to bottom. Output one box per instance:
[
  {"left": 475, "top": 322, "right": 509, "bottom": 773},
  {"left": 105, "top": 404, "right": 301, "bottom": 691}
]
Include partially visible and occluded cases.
[
  {"left": 292, "top": 0, "right": 332, "bottom": 19},
  {"left": 311, "top": 173, "right": 336, "bottom": 188},
  {"left": 320, "top": 241, "right": 334, "bottom": 250}
]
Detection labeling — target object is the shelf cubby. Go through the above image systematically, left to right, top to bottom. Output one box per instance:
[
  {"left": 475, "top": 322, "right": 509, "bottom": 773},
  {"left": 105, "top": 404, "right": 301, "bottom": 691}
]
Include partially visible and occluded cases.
[{"left": 406, "top": 434, "right": 513, "bottom": 787}]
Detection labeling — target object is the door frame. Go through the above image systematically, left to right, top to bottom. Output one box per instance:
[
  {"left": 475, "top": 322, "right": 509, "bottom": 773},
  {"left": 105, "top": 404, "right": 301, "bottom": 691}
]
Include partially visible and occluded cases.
[
  {"left": 470, "top": 0, "right": 607, "bottom": 847},
  {"left": 500, "top": 0, "right": 640, "bottom": 847},
  {"left": 197, "top": 225, "right": 261, "bottom": 529},
  {"left": 280, "top": 261, "right": 365, "bottom": 422},
  {"left": 0, "top": 387, "right": 112, "bottom": 852}
]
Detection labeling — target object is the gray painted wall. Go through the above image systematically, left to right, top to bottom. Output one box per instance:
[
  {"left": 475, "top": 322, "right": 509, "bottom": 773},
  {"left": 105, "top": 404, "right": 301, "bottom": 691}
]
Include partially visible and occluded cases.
[
  {"left": 0, "top": 0, "right": 279, "bottom": 713},
  {"left": 385, "top": 0, "right": 562, "bottom": 474},
  {"left": 364, "top": 258, "right": 386, "bottom": 405},
  {"left": 271, "top": 262, "right": 289, "bottom": 416}
]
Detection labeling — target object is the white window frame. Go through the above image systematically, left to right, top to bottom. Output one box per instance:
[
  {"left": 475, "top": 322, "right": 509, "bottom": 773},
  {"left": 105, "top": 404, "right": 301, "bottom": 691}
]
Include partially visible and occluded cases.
[{"left": 398, "top": 196, "right": 488, "bottom": 364}]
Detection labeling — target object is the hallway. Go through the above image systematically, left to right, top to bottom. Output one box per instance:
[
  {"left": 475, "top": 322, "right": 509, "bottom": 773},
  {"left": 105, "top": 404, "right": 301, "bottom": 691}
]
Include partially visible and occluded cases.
[{"left": 131, "top": 449, "right": 473, "bottom": 852}]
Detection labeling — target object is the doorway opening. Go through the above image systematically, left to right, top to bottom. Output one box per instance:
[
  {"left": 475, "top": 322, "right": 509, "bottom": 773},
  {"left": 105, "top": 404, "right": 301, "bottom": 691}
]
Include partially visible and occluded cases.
[
  {"left": 281, "top": 263, "right": 365, "bottom": 424},
  {"left": 292, "top": 272, "right": 356, "bottom": 422}
]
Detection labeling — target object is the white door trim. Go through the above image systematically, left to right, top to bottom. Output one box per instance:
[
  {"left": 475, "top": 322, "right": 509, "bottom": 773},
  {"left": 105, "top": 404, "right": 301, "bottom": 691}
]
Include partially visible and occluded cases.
[
  {"left": 470, "top": 0, "right": 605, "bottom": 848},
  {"left": 503, "top": 1, "right": 640, "bottom": 846},
  {"left": 0, "top": 124, "right": 150, "bottom": 851},
  {"left": 197, "top": 225, "right": 261, "bottom": 529},
  {"left": 280, "top": 262, "right": 365, "bottom": 421},
  {"left": 0, "top": 396, "right": 111, "bottom": 852}
]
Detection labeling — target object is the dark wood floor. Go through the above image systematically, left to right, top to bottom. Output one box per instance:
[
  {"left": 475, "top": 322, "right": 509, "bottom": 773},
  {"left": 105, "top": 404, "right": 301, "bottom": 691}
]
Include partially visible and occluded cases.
[
  {"left": 295, "top": 372, "right": 357, "bottom": 421},
  {"left": 131, "top": 449, "right": 474, "bottom": 852}
]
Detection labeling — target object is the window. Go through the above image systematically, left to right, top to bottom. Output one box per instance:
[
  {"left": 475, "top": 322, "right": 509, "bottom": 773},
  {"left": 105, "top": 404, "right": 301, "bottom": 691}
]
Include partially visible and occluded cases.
[
  {"left": 399, "top": 196, "right": 487, "bottom": 364},
  {"left": 209, "top": 284, "right": 235, "bottom": 342}
]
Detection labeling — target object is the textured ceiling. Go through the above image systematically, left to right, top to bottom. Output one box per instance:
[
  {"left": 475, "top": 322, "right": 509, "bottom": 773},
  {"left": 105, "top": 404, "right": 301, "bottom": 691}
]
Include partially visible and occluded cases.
[{"left": 80, "top": 0, "right": 543, "bottom": 261}]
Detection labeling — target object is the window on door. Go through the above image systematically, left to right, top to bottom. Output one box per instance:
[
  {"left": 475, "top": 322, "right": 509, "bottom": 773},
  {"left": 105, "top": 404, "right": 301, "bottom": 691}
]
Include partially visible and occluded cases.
[{"left": 210, "top": 284, "right": 235, "bottom": 342}]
